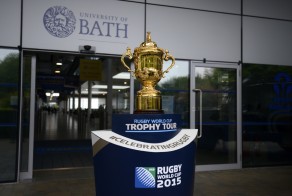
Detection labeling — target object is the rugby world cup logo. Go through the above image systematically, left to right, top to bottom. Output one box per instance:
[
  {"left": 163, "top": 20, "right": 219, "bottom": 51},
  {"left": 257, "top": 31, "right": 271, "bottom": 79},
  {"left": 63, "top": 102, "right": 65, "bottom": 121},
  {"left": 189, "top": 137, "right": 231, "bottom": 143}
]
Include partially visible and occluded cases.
[
  {"left": 43, "top": 6, "right": 76, "bottom": 38},
  {"left": 135, "top": 167, "right": 156, "bottom": 188}
]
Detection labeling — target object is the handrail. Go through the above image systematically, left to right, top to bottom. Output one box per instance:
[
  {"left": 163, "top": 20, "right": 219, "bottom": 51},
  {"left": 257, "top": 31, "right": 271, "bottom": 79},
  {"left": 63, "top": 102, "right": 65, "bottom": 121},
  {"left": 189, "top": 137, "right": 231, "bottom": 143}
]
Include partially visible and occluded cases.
[{"left": 193, "top": 89, "right": 202, "bottom": 138}]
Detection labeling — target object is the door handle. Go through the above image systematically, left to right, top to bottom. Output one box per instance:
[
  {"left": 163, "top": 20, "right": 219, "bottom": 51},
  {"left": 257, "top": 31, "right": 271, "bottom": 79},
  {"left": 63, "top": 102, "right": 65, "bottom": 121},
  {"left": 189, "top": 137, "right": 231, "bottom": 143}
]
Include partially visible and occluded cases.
[{"left": 193, "top": 89, "right": 202, "bottom": 138}]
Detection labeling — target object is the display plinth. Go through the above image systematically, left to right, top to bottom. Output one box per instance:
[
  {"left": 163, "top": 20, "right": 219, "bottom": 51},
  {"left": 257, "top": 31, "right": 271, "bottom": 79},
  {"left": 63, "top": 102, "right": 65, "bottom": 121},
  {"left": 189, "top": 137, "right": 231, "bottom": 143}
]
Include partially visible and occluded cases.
[{"left": 91, "top": 114, "right": 197, "bottom": 196}]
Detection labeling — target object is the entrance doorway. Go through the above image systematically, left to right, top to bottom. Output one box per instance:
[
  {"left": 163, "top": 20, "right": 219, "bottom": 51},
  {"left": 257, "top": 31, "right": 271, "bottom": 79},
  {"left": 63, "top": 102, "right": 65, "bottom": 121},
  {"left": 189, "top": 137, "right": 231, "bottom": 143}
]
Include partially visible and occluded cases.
[
  {"left": 20, "top": 51, "right": 131, "bottom": 179},
  {"left": 191, "top": 62, "right": 241, "bottom": 171}
]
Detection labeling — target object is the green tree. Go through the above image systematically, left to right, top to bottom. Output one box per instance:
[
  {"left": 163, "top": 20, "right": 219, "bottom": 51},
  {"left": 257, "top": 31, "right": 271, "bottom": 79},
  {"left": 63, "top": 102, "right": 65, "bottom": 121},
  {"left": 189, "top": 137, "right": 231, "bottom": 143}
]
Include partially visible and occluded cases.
[{"left": 0, "top": 52, "right": 19, "bottom": 110}]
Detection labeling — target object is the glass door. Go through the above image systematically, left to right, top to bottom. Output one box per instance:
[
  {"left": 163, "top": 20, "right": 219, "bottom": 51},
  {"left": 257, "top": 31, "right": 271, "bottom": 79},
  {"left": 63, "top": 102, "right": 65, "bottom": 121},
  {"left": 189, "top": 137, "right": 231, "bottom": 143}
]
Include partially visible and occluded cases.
[{"left": 191, "top": 62, "right": 241, "bottom": 171}]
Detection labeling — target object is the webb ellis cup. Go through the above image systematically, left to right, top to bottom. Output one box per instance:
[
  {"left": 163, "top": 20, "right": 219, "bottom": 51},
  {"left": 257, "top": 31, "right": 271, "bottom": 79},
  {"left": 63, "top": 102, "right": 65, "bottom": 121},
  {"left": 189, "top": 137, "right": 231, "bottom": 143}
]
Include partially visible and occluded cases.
[{"left": 121, "top": 32, "right": 175, "bottom": 114}]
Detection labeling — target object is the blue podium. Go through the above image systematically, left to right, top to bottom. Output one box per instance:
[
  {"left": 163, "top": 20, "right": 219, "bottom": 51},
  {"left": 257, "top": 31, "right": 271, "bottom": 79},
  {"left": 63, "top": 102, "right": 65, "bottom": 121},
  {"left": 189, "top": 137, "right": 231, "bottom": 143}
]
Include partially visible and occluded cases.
[{"left": 91, "top": 114, "right": 197, "bottom": 196}]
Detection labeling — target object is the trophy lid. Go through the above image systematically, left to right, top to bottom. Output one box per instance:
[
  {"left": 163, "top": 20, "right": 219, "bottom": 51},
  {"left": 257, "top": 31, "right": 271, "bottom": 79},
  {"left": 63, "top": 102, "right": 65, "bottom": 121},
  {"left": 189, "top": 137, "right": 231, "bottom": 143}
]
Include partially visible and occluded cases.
[
  {"left": 134, "top": 32, "right": 164, "bottom": 54},
  {"left": 140, "top": 32, "right": 157, "bottom": 47}
]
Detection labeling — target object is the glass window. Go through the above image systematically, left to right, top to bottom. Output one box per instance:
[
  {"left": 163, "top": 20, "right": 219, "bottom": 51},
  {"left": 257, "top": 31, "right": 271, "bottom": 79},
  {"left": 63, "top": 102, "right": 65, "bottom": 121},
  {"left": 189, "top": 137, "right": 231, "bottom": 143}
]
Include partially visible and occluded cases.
[
  {"left": 0, "top": 48, "right": 19, "bottom": 182},
  {"left": 159, "top": 60, "right": 190, "bottom": 127},
  {"left": 242, "top": 63, "right": 292, "bottom": 167}
]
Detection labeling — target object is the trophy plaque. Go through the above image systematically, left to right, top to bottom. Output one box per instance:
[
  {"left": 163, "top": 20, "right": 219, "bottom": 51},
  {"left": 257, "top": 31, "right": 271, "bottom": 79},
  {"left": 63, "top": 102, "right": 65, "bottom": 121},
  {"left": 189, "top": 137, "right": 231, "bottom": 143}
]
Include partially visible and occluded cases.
[{"left": 121, "top": 32, "right": 175, "bottom": 114}]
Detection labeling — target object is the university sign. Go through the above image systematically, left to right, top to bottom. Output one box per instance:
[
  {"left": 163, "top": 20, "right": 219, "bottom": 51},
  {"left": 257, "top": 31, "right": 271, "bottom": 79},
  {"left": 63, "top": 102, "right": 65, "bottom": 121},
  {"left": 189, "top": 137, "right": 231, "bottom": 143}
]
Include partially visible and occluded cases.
[
  {"left": 23, "top": 0, "right": 143, "bottom": 54},
  {"left": 43, "top": 6, "right": 128, "bottom": 39},
  {"left": 43, "top": 6, "right": 76, "bottom": 38},
  {"left": 79, "top": 13, "right": 128, "bottom": 38}
]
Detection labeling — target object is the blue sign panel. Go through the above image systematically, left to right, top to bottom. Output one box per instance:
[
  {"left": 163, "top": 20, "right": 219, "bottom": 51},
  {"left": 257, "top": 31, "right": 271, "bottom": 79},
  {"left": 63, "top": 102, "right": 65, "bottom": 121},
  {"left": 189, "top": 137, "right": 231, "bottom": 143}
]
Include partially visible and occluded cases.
[{"left": 91, "top": 114, "right": 197, "bottom": 196}]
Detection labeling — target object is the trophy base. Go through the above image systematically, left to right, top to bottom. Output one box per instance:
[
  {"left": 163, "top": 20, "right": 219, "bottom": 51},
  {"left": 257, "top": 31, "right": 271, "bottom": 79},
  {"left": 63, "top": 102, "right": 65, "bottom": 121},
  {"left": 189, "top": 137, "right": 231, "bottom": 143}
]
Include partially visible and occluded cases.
[
  {"left": 136, "top": 94, "right": 163, "bottom": 114},
  {"left": 134, "top": 110, "right": 164, "bottom": 114}
]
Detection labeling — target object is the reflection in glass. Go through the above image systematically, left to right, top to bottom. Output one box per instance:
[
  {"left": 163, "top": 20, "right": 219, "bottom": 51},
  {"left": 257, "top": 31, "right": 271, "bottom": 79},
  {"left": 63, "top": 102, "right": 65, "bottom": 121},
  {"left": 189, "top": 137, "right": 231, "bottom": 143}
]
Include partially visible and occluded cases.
[
  {"left": 0, "top": 49, "right": 19, "bottom": 182},
  {"left": 33, "top": 56, "right": 131, "bottom": 170},
  {"left": 36, "top": 57, "right": 131, "bottom": 141},
  {"left": 155, "top": 60, "right": 189, "bottom": 127},
  {"left": 242, "top": 64, "right": 292, "bottom": 167},
  {"left": 195, "top": 67, "right": 237, "bottom": 165}
]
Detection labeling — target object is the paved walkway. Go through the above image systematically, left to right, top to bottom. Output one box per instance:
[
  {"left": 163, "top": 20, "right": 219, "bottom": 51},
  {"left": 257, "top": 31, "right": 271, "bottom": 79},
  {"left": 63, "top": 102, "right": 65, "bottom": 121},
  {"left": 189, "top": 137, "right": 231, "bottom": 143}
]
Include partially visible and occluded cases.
[
  {"left": 0, "top": 166, "right": 291, "bottom": 195},
  {"left": 194, "top": 166, "right": 292, "bottom": 196}
]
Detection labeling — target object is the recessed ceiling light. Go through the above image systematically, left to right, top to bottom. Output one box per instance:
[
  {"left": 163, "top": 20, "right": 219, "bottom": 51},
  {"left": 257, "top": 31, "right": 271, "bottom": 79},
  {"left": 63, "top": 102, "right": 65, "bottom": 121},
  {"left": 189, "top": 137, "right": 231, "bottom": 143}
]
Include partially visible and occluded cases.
[{"left": 46, "top": 92, "right": 60, "bottom": 97}]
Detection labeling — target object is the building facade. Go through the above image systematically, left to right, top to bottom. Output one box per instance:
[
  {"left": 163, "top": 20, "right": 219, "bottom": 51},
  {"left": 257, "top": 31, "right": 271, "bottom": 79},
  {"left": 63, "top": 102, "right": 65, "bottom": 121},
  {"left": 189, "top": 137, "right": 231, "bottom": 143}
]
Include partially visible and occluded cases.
[{"left": 0, "top": 0, "right": 292, "bottom": 183}]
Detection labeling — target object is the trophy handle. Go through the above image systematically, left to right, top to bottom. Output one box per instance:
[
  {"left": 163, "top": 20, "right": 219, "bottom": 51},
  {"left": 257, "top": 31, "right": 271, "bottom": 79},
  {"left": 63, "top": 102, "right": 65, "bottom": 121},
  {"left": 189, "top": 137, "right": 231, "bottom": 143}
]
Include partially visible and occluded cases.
[
  {"left": 121, "top": 47, "right": 135, "bottom": 75},
  {"left": 163, "top": 50, "right": 175, "bottom": 76}
]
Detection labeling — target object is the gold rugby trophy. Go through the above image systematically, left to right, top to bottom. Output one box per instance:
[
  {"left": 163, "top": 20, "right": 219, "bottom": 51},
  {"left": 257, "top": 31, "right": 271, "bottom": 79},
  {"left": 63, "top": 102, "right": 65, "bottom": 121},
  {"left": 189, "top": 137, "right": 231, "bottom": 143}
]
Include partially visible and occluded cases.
[{"left": 121, "top": 32, "right": 175, "bottom": 114}]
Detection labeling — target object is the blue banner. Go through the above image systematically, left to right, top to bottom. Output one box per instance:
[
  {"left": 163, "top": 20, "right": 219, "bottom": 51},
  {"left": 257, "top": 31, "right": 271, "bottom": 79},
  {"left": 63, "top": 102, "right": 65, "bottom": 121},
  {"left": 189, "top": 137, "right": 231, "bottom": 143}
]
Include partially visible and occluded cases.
[{"left": 91, "top": 114, "right": 197, "bottom": 196}]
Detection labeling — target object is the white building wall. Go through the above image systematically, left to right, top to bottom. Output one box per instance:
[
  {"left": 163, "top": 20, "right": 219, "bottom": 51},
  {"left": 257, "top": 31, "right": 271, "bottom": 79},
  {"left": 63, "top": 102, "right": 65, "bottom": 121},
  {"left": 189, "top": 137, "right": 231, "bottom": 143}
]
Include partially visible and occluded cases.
[
  {"left": 0, "top": 0, "right": 21, "bottom": 47},
  {"left": 0, "top": 0, "right": 292, "bottom": 65},
  {"left": 147, "top": 0, "right": 241, "bottom": 14},
  {"left": 243, "top": 0, "right": 292, "bottom": 65},
  {"left": 243, "top": 0, "right": 292, "bottom": 20},
  {"left": 146, "top": 4, "right": 241, "bottom": 62},
  {"left": 243, "top": 18, "right": 292, "bottom": 65}
]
